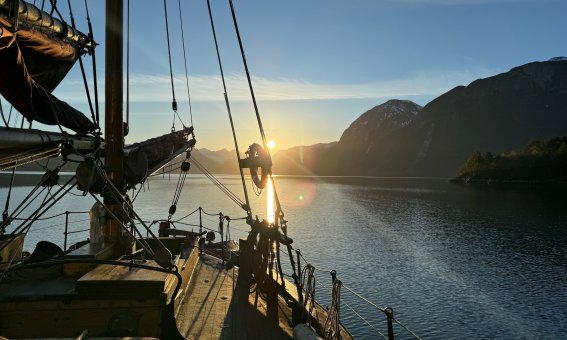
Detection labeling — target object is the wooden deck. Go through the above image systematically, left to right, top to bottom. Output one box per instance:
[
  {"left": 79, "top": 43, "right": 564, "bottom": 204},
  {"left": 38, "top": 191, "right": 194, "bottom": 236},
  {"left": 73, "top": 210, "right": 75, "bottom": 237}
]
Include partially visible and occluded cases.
[{"left": 176, "top": 254, "right": 293, "bottom": 340}]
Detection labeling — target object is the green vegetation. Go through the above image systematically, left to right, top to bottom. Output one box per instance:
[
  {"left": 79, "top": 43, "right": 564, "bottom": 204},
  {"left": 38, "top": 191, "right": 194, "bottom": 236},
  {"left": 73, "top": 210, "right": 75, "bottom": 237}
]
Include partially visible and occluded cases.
[{"left": 454, "top": 137, "right": 567, "bottom": 183}]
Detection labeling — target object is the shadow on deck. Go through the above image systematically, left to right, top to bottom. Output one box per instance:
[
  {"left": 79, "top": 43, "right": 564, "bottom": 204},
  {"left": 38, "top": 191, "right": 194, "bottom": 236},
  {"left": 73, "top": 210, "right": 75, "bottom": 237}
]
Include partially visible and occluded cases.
[{"left": 177, "top": 254, "right": 293, "bottom": 340}]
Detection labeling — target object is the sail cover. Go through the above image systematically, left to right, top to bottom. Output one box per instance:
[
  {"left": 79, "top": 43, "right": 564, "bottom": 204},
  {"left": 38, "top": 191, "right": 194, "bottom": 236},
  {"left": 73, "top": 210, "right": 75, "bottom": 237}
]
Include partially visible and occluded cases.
[
  {"left": 0, "top": 0, "right": 95, "bottom": 133},
  {"left": 124, "top": 127, "right": 196, "bottom": 186}
]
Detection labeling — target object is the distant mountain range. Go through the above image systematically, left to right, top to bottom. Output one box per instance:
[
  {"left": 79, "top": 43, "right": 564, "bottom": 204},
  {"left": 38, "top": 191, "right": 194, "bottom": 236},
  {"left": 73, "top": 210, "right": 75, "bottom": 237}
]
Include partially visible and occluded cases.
[
  {"left": 7, "top": 58, "right": 567, "bottom": 179},
  {"left": 272, "top": 58, "right": 567, "bottom": 177}
]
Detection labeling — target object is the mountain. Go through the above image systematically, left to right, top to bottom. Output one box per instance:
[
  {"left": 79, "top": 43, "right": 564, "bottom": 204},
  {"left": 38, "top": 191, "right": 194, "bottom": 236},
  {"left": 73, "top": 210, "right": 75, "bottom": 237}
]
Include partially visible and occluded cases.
[
  {"left": 270, "top": 58, "right": 567, "bottom": 177},
  {"left": 317, "top": 58, "right": 566, "bottom": 177},
  {"left": 382, "top": 58, "right": 567, "bottom": 177},
  {"left": 335, "top": 99, "right": 422, "bottom": 175},
  {"left": 339, "top": 99, "right": 422, "bottom": 149},
  {"left": 271, "top": 100, "right": 422, "bottom": 175},
  {"left": 271, "top": 142, "right": 337, "bottom": 175},
  {"left": 189, "top": 148, "right": 239, "bottom": 174}
]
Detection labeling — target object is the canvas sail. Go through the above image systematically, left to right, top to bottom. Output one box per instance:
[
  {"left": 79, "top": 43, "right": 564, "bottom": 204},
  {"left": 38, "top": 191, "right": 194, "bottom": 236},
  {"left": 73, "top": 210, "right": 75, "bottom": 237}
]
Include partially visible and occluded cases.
[{"left": 0, "top": 0, "right": 95, "bottom": 133}]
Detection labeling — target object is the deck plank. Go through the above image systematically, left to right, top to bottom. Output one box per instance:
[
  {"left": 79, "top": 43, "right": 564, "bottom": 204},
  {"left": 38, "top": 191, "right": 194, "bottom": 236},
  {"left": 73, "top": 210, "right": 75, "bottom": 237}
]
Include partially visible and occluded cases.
[{"left": 177, "top": 254, "right": 293, "bottom": 340}]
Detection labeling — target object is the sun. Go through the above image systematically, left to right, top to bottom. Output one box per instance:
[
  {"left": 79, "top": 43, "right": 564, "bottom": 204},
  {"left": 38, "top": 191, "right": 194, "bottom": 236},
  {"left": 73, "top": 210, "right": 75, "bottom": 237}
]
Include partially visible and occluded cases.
[{"left": 267, "top": 140, "right": 276, "bottom": 150}]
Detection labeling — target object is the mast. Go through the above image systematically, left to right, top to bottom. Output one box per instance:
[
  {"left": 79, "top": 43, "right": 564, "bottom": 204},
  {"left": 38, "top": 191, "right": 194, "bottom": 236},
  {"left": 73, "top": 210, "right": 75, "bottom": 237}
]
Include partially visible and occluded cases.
[{"left": 103, "top": 0, "right": 124, "bottom": 244}]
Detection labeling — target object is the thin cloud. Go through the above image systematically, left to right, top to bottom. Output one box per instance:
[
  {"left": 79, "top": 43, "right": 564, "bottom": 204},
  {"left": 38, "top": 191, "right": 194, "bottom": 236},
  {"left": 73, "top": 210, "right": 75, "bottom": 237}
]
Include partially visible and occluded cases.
[{"left": 56, "top": 68, "right": 497, "bottom": 104}]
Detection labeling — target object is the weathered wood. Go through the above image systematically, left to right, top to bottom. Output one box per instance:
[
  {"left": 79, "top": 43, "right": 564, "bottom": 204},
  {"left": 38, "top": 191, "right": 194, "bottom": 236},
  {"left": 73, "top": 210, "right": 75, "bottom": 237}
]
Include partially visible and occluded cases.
[
  {"left": 0, "top": 234, "right": 24, "bottom": 269},
  {"left": 237, "top": 237, "right": 251, "bottom": 299},
  {"left": 172, "top": 238, "right": 199, "bottom": 315},
  {"left": 63, "top": 242, "right": 115, "bottom": 277},
  {"left": 65, "top": 242, "right": 115, "bottom": 258},
  {"left": 176, "top": 254, "right": 294, "bottom": 339},
  {"left": 76, "top": 260, "right": 170, "bottom": 298},
  {"left": 0, "top": 277, "right": 75, "bottom": 300},
  {"left": 0, "top": 296, "right": 164, "bottom": 338}
]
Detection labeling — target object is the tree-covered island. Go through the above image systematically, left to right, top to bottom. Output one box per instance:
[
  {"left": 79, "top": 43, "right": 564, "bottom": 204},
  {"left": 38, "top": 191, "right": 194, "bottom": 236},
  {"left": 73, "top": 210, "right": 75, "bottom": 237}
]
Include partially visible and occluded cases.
[{"left": 451, "top": 137, "right": 567, "bottom": 185}]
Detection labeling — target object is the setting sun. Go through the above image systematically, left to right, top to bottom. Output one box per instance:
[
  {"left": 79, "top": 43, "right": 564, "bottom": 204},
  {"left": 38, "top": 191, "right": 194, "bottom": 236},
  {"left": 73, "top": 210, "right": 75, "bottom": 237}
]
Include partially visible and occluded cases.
[{"left": 267, "top": 140, "right": 276, "bottom": 150}]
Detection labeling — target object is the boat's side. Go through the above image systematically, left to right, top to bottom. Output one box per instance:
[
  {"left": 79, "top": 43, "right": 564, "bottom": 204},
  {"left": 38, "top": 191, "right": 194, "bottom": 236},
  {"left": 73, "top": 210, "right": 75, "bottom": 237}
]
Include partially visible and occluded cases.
[
  {"left": 0, "top": 237, "right": 199, "bottom": 339},
  {"left": 175, "top": 246, "right": 354, "bottom": 340}
]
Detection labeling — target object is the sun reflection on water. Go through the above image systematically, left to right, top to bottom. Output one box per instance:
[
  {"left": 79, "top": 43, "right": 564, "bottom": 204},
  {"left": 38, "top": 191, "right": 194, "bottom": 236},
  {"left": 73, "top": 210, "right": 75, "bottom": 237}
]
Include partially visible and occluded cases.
[{"left": 267, "top": 176, "right": 275, "bottom": 223}]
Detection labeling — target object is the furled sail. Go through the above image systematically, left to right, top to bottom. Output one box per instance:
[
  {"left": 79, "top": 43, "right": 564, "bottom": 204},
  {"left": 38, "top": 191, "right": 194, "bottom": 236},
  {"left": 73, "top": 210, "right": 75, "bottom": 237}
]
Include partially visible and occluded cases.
[
  {"left": 0, "top": 0, "right": 96, "bottom": 133},
  {"left": 0, "top": 126, "right": 97, "bottom": 170},
  {"left": 124, "top": 127, "right": 196, "bottom": 186}
]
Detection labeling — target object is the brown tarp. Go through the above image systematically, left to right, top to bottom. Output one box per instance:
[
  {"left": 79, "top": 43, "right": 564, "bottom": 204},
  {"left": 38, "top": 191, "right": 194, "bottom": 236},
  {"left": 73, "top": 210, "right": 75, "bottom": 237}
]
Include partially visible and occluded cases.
[{"left": 0, "top": 16, "right": 95, "bottom": 133}]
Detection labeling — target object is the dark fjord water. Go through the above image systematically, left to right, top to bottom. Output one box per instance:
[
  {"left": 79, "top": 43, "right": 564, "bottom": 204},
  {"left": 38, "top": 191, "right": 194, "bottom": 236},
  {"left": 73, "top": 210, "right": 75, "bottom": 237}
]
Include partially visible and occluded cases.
[{"left": 3, "top": 175, "right": 566, "bottom": 339}]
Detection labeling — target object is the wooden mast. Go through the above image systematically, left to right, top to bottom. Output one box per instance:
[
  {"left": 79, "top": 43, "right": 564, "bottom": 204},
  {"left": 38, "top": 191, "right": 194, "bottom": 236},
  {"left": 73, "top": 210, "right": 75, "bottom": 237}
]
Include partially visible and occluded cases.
[{"left": 103, "top": 0, "right": 124, "bottom": 245}]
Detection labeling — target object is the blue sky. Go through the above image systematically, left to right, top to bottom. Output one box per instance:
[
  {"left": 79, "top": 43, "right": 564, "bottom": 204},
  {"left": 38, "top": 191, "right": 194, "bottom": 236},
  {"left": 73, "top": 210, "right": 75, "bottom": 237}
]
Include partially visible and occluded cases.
[{"left": 14, "top": 0, "right": 566, "bottom": 150}]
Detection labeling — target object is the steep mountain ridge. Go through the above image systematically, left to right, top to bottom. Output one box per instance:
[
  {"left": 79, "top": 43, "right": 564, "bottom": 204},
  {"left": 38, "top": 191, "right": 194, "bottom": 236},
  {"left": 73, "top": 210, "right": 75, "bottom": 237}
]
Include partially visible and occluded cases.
[
  {"left": 384, "top": 59, "right": 567, "bottom": 176},
  {"left": 338, "top": 99, "right": 422, "bottom": 153}
]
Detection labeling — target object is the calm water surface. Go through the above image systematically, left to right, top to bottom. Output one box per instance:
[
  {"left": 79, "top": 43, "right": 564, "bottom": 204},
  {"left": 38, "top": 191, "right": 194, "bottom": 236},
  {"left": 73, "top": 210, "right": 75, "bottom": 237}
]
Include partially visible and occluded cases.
[{"left": 2, "top": 175, "right": 566, "bottom": 339}]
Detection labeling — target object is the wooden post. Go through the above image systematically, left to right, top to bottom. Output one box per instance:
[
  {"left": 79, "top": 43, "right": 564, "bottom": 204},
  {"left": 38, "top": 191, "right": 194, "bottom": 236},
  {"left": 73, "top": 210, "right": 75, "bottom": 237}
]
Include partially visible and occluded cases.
[
  {"left": 103, "top": 0, "right": 124, "bottom": 247},
  {"left": 199, "top": 208, "right": 203, "bottom": 255},
  {"left": 63, "top": 211, "right": 69, "bottom": 251},
  {"left": 237, "top": 238, "right": 251, "bottom": 300},
  {"left": 266, "top": 276, "right": 279, "bottom": 325},
  {"left": 385, "top": 306, "right": 395, "bottom": 340}
]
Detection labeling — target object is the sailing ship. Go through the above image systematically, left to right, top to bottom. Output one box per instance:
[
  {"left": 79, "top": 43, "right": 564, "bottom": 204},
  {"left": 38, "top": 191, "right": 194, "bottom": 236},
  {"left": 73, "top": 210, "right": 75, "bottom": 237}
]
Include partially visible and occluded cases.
[{"left": 0, "top": 0, "right": 357, "bottom": 339}]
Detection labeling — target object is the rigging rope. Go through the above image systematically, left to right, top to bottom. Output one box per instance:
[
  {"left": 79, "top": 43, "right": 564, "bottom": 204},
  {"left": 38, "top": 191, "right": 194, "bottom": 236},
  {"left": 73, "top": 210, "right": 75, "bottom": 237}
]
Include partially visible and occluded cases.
[
  {"left": 49, "top": 0, "right": 64, "bottom": 21},
  {"left": 66, "top": 0, "right": 97, "bottom": 130},
  {"left": 84, "top": 0, "right": 100, "bottom": 128},
  {"left": 126, "top": 0, "right": 130, "bottom": 129},
  {"left": 162, "top": 0, "right": 183, "bottom": 132},
  {"left": 177, "top": 0, "right": 194, "bottom": 130},
  {"left": 205, "top": 0, "right": 251, "bottom": 216},
  {"left": 226, "top": 0, "right": 286, "bottom": 230},
  {"left": 227, "top": 0, "right": 268, "bottom": 149},
  {"left": 0, "top": 98, "right": 9, "bottom": 127},
  {"left": 0, "top": 145, "right": 62, "bottom": 171},
  {"left": 190, "top": 157, "right": 245, "bottom": 209},
  {"left": 168, "top": 159, "right": 191, "bottom": 221},
  {"left": 91, "top": 163, "right": 176, "bottom": 265},
  {"left": 1, "top": 168, "right": 16, "bottom": 233},
  {"left": 0, "top": 176, "right": 77, "bottom": 254},
  {"left": 302, "top": 264, "right": 317, "bottom": 324},
  {"left": 323, "top": 272, "right": 342, "bottom": 340},
  {"left": 343, "top": 301, "right": 389, "bottom": 340}
]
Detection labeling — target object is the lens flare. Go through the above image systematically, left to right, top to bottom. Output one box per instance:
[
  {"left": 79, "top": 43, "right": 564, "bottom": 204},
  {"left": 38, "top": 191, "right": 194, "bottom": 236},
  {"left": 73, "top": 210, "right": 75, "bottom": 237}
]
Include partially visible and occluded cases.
[{"left": 267, "top": 177, "right": 275, "bottom": 223}]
